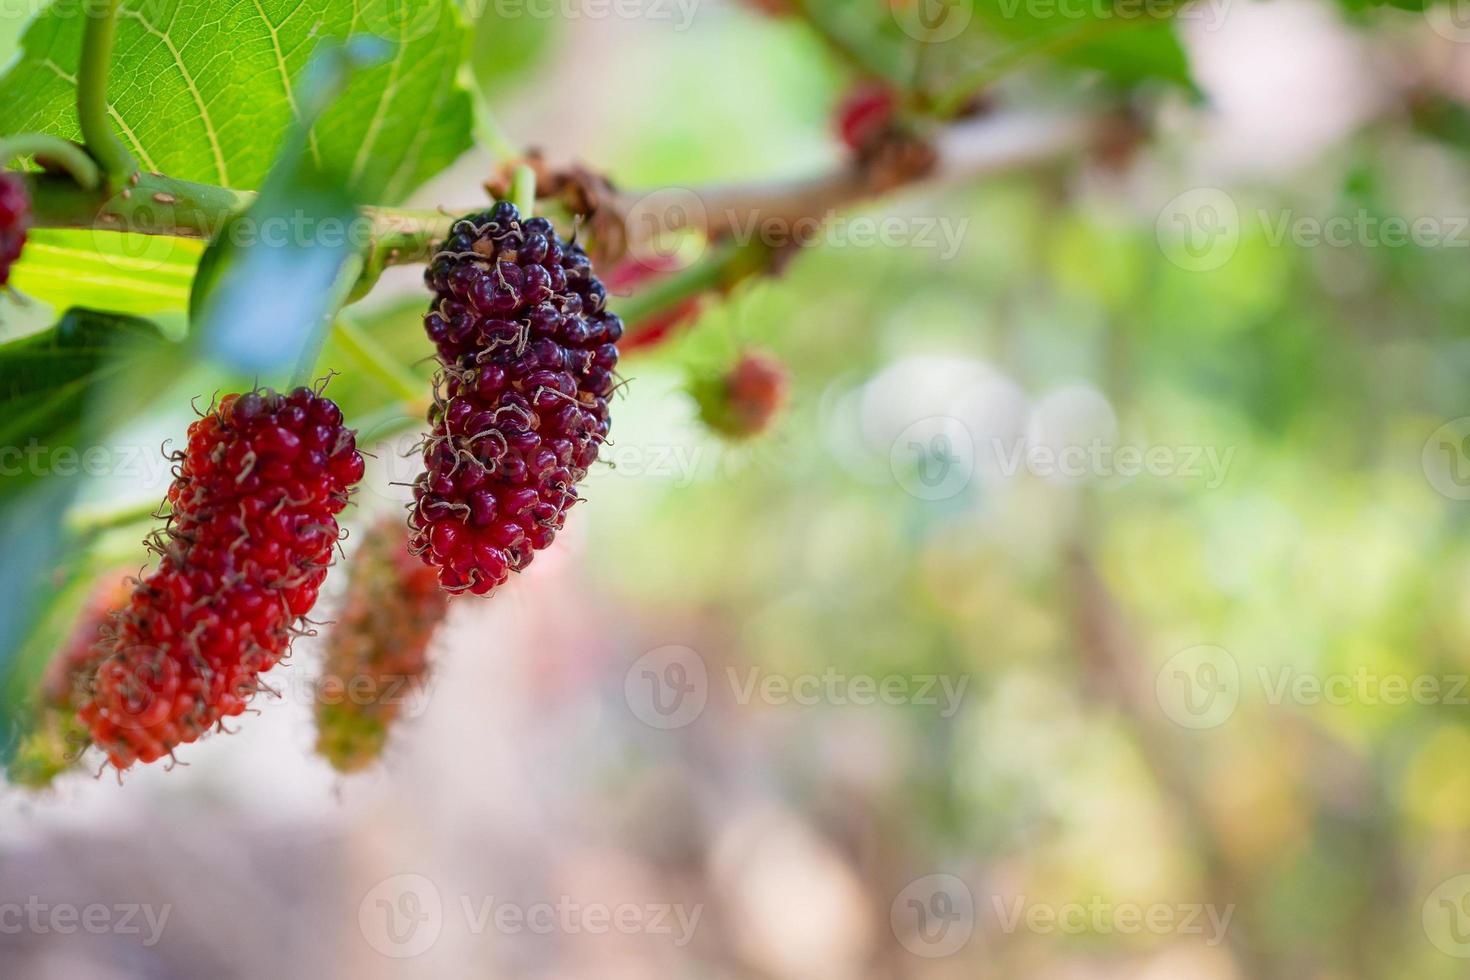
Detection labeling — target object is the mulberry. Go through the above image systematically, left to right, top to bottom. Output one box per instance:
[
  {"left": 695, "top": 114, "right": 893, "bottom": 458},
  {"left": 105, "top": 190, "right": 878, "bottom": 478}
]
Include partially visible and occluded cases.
[
  {"left": 835, "top": 83, "right": 898, "bottom": 156},
  {"left": 0, "top": 172, "right": 30, "bottom": 286},
  {"left": 413, "top": 202, "right": 619, "bottom": 595},
  {"left": 693, "top": 351, "right": 789, "bottom": 439},
  {"left": 80, "top": 386, "right": 364, "bottom": 770},
  {"left": 316, "top": 518, "right": 448, "bottom": 772},
  {"left": 6, "top": 574, "right": 128, "bottom": 788}
]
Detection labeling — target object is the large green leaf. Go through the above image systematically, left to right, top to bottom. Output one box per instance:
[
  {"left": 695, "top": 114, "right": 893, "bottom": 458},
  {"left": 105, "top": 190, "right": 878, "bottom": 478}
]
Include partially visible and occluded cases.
[
  {"left": 0, "top": 0, "right": 473, "bottom": 203},
  {"left": 192, "top": 39, "right": 377, "bottom": 374}
]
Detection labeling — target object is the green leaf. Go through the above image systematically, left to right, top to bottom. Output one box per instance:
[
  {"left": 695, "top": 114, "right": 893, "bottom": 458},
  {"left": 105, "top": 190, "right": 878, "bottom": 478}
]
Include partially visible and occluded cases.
[
  {"left": 0, "top": 0, "right": 474, "bottom": 203},
  {"left": 807, "top": 0, "right": 1194, "bottom": 93},
  {"left": 966, "top": 0, "right": 1195, "bottom": 90},
  {"left": 193, "top": 40, "right": 375, "bottom": 375},
  {"left": 10, "top": 229, "right": 203, "bottom": 317},
  {"left": 0, "top": 307, "right": 172, "bottom": 454}
]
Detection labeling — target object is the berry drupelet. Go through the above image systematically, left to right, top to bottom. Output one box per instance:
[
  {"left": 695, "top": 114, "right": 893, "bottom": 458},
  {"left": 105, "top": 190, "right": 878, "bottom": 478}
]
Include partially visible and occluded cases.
[
  {"left": 0, "top": 172, "right": 31, "bottom": 287},
  {"left": 413, "top": 202, "right": 620, "bottom": 595},
  {"left": 80, "top": 387, "right": 364, "bottom": 770}
]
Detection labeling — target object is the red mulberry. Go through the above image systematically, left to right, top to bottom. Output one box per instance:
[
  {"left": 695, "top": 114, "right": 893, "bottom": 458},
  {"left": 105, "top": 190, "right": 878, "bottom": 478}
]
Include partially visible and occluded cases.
[
  {"left": 835, "top": 83, "right": 898, "bottom": 155},
  {"left": 0, "top": 172, "right": 30, "bottom": 286},
  {"left": 413, "top": 202, "right": 619, "bottom": 595},
  {"left": 693, "top": 350, "right": 789, "bottom": 439},
  {"left": 79, "top": 386, "right": 364, "bottom": 770},
  {"left": 316, "top": 518, "right": 448, "bottom": 773}
]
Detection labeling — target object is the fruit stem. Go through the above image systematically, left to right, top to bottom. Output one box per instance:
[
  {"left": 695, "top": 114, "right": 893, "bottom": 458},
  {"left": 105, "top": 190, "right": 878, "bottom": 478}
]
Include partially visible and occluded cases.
[
  {"left": 77, "top": 0, "right": 136, "bottom": 182},
  {"left": 0, "top": 135, "right": 100, "bottom": 190},
  {"left": 509, "top": 164, "right": 536, "bottom": 216},
  {"left": 331, "top": 315, "right": 425, "bottom": 403}
]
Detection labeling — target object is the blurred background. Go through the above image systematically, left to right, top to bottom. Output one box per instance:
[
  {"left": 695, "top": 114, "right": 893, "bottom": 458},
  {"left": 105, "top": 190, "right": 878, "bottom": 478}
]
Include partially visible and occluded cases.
[{"left": 6, "top": 0, "right": 1470, "bottom": 977}]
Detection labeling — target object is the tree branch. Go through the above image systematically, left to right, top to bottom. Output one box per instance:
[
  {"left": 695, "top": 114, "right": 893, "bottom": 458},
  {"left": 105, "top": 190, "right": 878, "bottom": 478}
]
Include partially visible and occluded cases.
[
  {"left": 14, "top": 109, "right": 1102, "bottom": 334},
  {"left": 595, "top": 109, "right": 1099, "bottom": 264}
]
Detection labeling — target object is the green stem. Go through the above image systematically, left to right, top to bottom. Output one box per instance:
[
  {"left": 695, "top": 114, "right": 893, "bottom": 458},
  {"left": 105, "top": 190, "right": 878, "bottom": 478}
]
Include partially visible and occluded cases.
[
  {"left": 77, "top": 0, "right": 135, "bottom": 181},
  {"left": 0, "top": 134, "right": 99, "bottom": 189},
  {"left": 509, "top": 164, "right": 536, "bottom": 215},
  {"left": 19, "top": 169, "right": 453, "bottom": 270},
  {"left": 22, "top": 170, "right": 249, "bottom": 237},
  {"left": 614, "top": 241, "right": 770, "bottom": 340},
  {"left": 331, "top": 315, "right": 426, "bottom": 404},
  {"left": 65, "top": 497, "right": 164, "bottom": 537}
]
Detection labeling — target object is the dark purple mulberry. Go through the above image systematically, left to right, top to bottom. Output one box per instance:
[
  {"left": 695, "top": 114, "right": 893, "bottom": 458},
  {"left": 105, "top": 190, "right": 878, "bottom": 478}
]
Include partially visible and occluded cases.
[
  {"left": 0, "top": 172, "right": 30, "bottom": 286},
  {"left": 412, "top": 203, "right": 619, "bottom": 595}
]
